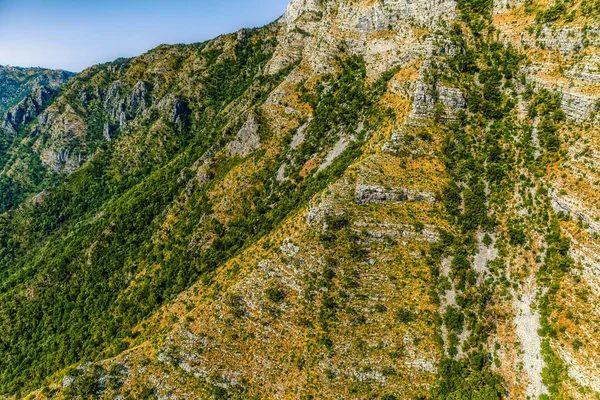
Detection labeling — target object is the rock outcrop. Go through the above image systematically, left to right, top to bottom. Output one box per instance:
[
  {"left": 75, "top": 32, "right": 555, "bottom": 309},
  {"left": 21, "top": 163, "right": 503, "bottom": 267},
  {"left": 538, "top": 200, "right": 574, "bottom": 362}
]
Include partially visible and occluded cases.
[
  {"left": 0, "top": 69, "right": 73, "bottom": 136},
  {"left": 227, "top": 113, "right": 261, "bottom": 157}
]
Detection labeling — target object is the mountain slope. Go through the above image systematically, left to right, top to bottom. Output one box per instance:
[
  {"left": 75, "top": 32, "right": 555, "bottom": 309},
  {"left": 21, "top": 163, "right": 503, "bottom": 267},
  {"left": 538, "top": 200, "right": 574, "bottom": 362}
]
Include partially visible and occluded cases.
[
  {"left": 0, "top": 0, "right": 599, "bottom": 399},
  {"left": 0, "top": 66, "right": 73, "bottom": 212},
  {"left": 0, "top": 66, "right": 72, "bottom": 116}
]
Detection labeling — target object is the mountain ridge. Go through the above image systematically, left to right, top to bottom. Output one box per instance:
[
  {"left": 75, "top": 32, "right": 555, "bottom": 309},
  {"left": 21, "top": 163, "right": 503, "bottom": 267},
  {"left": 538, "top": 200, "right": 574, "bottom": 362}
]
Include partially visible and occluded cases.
[
  {"left": 0, "top": 0, "right": 599, "bottom": 398},
  {"left": 0, "top": 65, "right": 73, "bottom": 116}
]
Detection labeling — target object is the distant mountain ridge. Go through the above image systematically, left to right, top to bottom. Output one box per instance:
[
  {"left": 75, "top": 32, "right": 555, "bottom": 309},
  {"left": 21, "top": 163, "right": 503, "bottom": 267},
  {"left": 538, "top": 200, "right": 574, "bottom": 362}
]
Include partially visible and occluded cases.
[
  {"left": 0, "top": 65, "right": 73, "bottom": 116},
  {"left": 0, "top": 65, "right": 73, "bottom": 213}
]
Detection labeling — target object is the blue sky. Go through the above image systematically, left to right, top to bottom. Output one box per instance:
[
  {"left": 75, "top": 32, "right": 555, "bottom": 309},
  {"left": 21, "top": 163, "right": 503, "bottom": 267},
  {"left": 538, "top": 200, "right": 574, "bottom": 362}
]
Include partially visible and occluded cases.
[{"left": 0, "top": 0, "right": 290, "bottom": 72}]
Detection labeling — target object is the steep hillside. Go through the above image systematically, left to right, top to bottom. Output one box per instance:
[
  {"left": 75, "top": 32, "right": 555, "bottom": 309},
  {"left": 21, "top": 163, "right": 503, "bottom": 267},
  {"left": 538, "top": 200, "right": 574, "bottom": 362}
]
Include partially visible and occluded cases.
[
  {"left": 0, "top": 0, "right": 599, "bottom": 399},
  {"left": 0, "top": 66, "right": 74, "bottom": 212},
  {"left": 0, "top": 66, "right": 72, "bottom": 116}
]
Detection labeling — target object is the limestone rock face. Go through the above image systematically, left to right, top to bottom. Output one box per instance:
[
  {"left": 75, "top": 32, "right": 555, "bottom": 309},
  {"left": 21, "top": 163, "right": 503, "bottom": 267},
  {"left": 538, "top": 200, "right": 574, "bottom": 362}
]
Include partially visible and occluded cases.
[
  {"left": 267, "top": 0, "right": 457, "bottom": 78},
  {"left": 280, "top": 0, "right": 322, "bottom": 24},
  {"left": 283, "top": 0, "right": 456, "bottom": 28},
  {"left": 337, "top": 0, "right": 457, "bottom": 30},
  {"left": 492, "top": 2, "right": 600, "bottom": 397},
  {"left": 496, "top": 5, "right": 600, "bottom": 124},
  {"left": 523, "top": 26, "right": 600, "bottom": 55},
  {"left": 408, "top": 61, "right": 466, "bottom": 123},
  {"left": 0, "top": 66, "right": 73, "bottom": 116},
  {"left": 0, "top": 69, "right": 73, "bottom": 136},
  {"left": 128, "top": 80, "right": 151, "bottom": 115},
  {"left": 104, "top": 81, "right": 123, "bottom": 114},
  {"left": 409, "top": 81, "right": 466, "bottom": 123},
  {"left": 3, "top": 86, "right": 54, "bottom": 134},
  {"left": 560, "top": 91, "right": 596, "bottom": 121},
  {"left": 157, "top": 94, "right": 189, "bottom": 125},
  {"left": 36, "top": 104, "right": 87, "bottom": 173},
  {"left": 228, "top": 113, "right": 261, "bottom": 157},
  {"left": 355, "top": 184, "right": 437, "bottom": 204},
  {"left": 550, "top": 191, "right": 600, "bottom": 234}
]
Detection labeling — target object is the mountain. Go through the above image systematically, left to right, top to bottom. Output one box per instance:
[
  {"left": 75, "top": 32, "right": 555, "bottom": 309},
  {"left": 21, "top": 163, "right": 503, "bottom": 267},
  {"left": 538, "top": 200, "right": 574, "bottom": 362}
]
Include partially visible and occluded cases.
[
  {"left": 0, "top": 0, "right": 599, "bottom": 398},
  {"left": 0, "top": 66, "right": 74, "bottom": 212},
  {"left": 0, "top": 66, "right": 73, "bottom": 116}
]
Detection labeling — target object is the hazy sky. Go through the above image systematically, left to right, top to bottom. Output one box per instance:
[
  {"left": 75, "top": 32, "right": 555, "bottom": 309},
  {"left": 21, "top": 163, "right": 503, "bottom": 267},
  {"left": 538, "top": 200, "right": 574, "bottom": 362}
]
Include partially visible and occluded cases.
[{"left": 0, "top": 0, "right": 290, "bottom": 72}]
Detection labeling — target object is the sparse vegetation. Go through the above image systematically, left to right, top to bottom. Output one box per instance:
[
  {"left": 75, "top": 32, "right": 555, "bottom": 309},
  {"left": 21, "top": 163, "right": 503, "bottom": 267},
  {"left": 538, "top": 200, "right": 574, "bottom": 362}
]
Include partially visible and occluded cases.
[{"left": 1, "top": 0, "right": 599, "bottom": 397}]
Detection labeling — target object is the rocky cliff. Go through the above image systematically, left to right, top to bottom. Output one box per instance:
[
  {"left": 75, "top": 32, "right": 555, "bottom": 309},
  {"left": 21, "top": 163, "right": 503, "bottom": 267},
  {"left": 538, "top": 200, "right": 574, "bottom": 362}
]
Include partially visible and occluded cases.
[
  {"left": 0, "top": 0, "right": 599, "bottom": 399},
  {"left": 0, "top": 66, "right": 73, "bottom": 127},
  {"left": 0, "top": 66, "right": 73, "bottom": 213}
]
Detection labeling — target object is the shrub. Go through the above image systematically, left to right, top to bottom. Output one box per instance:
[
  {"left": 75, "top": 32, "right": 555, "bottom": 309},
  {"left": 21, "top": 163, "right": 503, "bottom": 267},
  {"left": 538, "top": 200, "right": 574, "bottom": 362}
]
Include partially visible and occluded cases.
[{"left": 265, "top": 284, "right": 286, "bottom": 303}]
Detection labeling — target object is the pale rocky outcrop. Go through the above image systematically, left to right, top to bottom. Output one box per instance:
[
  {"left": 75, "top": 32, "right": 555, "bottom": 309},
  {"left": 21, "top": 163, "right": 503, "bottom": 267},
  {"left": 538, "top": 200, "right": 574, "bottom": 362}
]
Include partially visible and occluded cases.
[
  {"left": 267, "top": 0, "right": 458, "bottom": 78},
  {"left": 493, "top": 0, "right": 524, "bottom": 13},
  {"left": 522, "top": 26, "right": 600, "bottom": 55},
  {"left": 565, "top": 53, "right": 600, "bottom": 85},
  {"left": 0, "top": 66, "right": 72, "bottom": 117},
  {"left": 1, "top": 73, "right": 72, "bottom": 137},
  {"left": 127, "top": 80, "right": 151, "bottom": 115},
  {"left": 103, "top": 81, "right": 124, "bottom": 121},
  {"left": 409, "top": 81, "right": 466, "bottom": 123},
  {"left": 3, "top": 86, "right": 53, "bottom": 132},
  {"left": 560, "top": 91, "right": 597, "bottom": 122},
  {"left": 157, "top": 94, "right": 189, "bottom": 125},
  {"left": 228, "top": 113, "right": 261, "bottom": 157},
  {"left": 290, "top": 118, "right": 311, "bottom": 149},
  {"left": 317, "top": 134, "right": 353, "bottom": 172},
  {"left": 355, "top": 184, "right": 436, "bottom": 204},
  {"left": 550, "top": 191, "right": 600, "bottom": 233},
  {"left": 473, "top": 232, "right": 498, "bottom": 283},
  {"left": 514, "top": 281, "right": 549, "bottom": 399}
]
